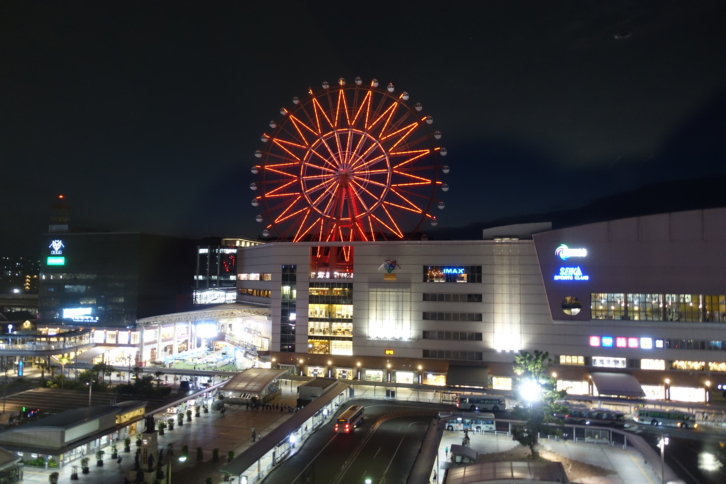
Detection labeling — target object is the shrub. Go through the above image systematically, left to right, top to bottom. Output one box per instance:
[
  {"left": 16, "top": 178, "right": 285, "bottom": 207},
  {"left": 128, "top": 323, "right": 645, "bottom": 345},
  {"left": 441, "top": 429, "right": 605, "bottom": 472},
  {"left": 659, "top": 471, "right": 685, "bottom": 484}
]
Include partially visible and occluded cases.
[
  {"left": 196, "top": 447, "right": 203, "bottom": 461},
  {"left": 212, "top": 449, "right": 219, "bottom": 462}
]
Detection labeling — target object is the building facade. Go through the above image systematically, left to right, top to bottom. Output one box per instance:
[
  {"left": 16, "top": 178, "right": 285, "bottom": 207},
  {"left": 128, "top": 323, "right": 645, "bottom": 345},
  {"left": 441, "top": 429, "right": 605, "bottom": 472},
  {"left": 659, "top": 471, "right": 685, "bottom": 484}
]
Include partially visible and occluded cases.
[
  {"left": 234, "top": 208, "right": 726, "bottom": 401},
  {"left": 39, "top": 233, "right": 197, "bottom": 326}
]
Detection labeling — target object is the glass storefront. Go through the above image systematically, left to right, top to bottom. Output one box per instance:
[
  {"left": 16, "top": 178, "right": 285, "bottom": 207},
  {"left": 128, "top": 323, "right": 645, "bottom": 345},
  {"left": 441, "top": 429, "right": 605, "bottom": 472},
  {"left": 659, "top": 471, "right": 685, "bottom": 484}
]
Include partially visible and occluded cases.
[
  {"left": 591, "top": 293, "right": 726, "bottom": 323},
  {"left": 308, "top": 340, "right": 329, "bottom": 354},
  {"left": 330, "top": 340, "right": 352, "bottom": 355},
  {"left": 306, "top": 366, "right": 326, "bottom": 377},
  {"left": 335, "top": 368, "right": 353, "bottom": 380},
  {"left": 365, "top": 370, "right": 383, "bottom": 382},
  {"left": 395, "top": 371, "right": 414, "bottom": 384},
  {"left": 425, "top": 373, "right": 446, "bottom": 386},
  {"left": 491, "top": 377, "right": 512, "bottom": 390},
  {"left": 557, "top": 380, "right": 588, "bottom": 395},
  {"left": 642, "top": 384, "right": 665, "bottom": 400},
  {"left": 671, "top": 386, "right": 706, "bottom": 403}
]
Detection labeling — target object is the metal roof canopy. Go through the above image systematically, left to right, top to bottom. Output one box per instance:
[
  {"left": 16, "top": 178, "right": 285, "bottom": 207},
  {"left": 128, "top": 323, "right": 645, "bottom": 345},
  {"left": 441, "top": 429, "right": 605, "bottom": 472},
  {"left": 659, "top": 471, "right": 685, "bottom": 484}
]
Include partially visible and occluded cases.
[
  {"left": 446, "top": 365, "right": 488, "bottom": 388},
  {"left": 222, "top": 368, "right": 289, "bottom": 395},
  {"left": 590, "top": 372, "right": 645, "bottom": 398},
  {"left": 221, "top": 381, "right": 349, "bottom": 477},
  {"left": 444, "top": 460, "right": 568, "bottom": 484}
]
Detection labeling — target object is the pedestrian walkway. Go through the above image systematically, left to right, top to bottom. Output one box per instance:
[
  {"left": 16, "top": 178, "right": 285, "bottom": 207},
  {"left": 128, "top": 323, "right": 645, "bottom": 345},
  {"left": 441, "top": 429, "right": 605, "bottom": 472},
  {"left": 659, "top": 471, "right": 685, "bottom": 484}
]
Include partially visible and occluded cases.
[
  {"left": 20, "top": 379, "right": 307, "bottom": 484},
  {"left": 434, "top": 429, "right": 662, "bottom": 484}
]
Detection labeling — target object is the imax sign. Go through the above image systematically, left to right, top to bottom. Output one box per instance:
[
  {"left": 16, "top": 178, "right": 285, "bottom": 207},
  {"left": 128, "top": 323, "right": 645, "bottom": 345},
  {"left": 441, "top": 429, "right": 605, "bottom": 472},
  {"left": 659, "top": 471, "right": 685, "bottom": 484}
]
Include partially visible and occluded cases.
[{"left": 442, "top": 268, "right": 465, "bottom": 274}]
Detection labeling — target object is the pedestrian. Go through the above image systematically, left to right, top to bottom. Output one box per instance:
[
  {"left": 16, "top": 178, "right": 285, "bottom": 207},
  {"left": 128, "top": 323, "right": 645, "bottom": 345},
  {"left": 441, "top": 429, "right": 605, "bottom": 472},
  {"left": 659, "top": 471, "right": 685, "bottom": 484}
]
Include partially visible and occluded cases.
[
  {"left": 251, "top": 426, "right": 256, "bottom": 439},
  {"left": 444, "top": 446, "right": 448, "bottom": 457},
  {"left": 432, "top": 471, "right": 437, "bottom": 482}
]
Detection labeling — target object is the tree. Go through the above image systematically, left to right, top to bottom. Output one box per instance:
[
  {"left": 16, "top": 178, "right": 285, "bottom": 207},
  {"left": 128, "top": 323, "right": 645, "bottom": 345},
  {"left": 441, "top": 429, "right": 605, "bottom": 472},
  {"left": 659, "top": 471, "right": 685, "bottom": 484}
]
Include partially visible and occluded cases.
[
  {"left": 510, "top": 350, "right": 567, "bottom": 459},
  {"left": 57, "top": 356, "right": 71, "bottom": 388},
  {"left": 92, "top": 362, "right": 116, "bottom": 382},
  {"left": 132, "top": 366, "right": 143, "bottom": 381},
  {"left": 154, "top": 371, "right": 164, "bottom": 389}
]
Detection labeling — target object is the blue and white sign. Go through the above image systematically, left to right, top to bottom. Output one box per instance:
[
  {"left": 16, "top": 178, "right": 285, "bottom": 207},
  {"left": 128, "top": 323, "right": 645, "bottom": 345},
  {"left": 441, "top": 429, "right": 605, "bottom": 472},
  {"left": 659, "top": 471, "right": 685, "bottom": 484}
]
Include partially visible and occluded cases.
[
  {"left": 49, "top": 239, "right": 65, "bottom": 255},
  {"left": 555, "top": 244, "right": 587, "bottom": 260},
  {"left": 554, "top": 266, "right": 590, "bottom": 281},
  {"left": 442, "top": 267, "right": 465, "bottom": 274}
]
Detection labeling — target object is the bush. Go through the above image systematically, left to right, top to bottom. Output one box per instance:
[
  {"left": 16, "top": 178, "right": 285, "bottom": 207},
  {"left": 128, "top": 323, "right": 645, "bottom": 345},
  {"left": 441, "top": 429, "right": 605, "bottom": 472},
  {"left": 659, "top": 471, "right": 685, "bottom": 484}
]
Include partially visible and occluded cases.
[
  {"left": 196, "top": 447, "right": 203, "bottom": 461},
  {"left": 212, "top": 449, "right": 219, "bottom": 462},
  {"left": 227, "top": 450, "right": 234, "bottom": 462},
  {"left": 49, "top": 471, "right": 59, "bottom": 484}
]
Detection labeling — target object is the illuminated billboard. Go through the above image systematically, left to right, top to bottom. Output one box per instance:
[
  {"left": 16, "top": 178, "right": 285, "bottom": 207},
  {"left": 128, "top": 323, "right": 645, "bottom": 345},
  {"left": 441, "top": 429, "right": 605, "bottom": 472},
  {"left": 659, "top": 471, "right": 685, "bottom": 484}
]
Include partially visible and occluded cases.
[{"left": 47, "top": 256, "right": 65, "bottom": 266}]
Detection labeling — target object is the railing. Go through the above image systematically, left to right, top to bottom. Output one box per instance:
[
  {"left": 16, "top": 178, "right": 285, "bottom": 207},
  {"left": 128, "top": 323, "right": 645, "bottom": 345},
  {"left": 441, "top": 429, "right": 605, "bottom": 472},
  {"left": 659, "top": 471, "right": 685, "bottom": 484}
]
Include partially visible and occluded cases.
[{"left": 0, "top": 340, "right": 92, "bottom": 351}]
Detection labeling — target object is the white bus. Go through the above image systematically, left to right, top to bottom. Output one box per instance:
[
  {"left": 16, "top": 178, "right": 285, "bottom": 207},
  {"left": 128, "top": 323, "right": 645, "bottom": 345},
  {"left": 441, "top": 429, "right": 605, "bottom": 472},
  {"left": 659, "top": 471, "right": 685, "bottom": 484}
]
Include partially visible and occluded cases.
[
  {"left": 456, "top": 396, "right": 506, "bottom": 412},
  {"left": 334, "top": 405, "right": 365, "bottom": 433},
  {"left": 633, "top": 408, "right": 697, "bottom": 429},
  {"left": 445, "top": 413, "right": 496, "bottom": 433}
]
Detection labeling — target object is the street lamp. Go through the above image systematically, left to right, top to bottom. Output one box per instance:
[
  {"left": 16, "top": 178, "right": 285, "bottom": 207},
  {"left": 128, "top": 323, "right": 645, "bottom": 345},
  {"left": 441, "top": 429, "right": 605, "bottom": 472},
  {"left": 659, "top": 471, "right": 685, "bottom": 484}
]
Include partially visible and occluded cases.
[
  {"left": 86, "top": 379, "right": 95, "bottom": 407},
  {"left": 520, "top": 379, "right": 542, "bottom": 404},
  {"left": 658, "top": 433, "right": 669, "bottom": 484}
]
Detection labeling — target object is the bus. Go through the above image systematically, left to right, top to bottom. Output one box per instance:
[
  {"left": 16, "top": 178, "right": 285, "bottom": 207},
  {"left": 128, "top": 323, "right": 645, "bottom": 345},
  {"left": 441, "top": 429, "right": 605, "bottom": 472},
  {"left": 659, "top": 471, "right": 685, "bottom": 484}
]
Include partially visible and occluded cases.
[
  {"left": 456, "top": 396, "right": 506, "bottom": 412},
  {"left": 334, "top": 405, "right": 365, "bottom": 433},
  {"left": 554, "top": 405, "right": 626, "bottom": 427},
  {"left": 633, "top": 408, "right": 698, "bottom": 429},
  {"left": 445, "top": 413, "right": 496, "bottom": 433}
]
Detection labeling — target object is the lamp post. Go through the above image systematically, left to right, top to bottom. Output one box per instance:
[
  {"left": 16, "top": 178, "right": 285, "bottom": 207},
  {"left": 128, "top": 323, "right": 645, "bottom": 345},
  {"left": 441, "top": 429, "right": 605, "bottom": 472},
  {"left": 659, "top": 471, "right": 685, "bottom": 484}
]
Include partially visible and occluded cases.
[
  {"left": 87, "top": 379, "right": 95, "bottom": 407},
  {"left": 658, "top": 433, "right": 669, "bottom": 484}
]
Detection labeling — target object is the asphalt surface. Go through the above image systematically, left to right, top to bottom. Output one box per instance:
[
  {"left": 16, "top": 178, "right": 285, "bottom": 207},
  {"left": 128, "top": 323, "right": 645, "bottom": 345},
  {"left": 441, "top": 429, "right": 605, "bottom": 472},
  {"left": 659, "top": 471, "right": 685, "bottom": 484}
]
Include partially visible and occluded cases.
[
  {"left": 264, "top": 400, "right": 448, "bottom": 484},
  {"left": 632, "top": 424, "right": 726, "bottom": 484}
]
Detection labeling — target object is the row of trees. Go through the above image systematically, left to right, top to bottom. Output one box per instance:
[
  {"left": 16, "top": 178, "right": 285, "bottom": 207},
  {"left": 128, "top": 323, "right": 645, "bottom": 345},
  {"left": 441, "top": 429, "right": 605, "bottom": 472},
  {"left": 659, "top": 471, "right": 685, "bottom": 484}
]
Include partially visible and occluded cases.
[{"left": 40, "top": 360, "right": 169, "bottom": 396}]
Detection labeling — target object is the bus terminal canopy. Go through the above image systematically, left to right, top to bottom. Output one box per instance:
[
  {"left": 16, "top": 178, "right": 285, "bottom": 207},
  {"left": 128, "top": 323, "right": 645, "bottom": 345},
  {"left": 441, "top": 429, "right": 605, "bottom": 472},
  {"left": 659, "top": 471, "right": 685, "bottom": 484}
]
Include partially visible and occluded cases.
[
  {"left": 222, "top": 368, "right": 289, "bottom": 395},
  {"left": 590, "top": 372, "right": 645, "bottom": 398}
]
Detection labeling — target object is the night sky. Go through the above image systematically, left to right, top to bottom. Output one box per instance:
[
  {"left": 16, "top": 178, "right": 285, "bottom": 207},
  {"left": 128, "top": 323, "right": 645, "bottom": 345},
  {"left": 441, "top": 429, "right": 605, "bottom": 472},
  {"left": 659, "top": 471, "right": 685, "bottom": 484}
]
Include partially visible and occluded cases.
[{"left": 2, "top": 1, "right": 726, "bottom": 256}]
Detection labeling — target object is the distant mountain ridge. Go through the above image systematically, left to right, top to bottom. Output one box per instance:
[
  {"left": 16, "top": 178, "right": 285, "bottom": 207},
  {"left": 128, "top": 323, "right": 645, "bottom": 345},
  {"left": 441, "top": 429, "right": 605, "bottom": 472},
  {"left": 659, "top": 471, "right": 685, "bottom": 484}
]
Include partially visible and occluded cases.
[{"left": 427, "top": 173, "right": 726, "bottom": 240}]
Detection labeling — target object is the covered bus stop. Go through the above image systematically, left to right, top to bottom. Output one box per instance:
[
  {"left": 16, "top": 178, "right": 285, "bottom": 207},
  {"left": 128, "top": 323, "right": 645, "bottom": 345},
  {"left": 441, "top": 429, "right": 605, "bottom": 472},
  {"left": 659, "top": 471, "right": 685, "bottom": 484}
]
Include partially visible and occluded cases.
[
  {"left": 221, "top": 368, "right": 289, "bottom": 404},
  {"left": 221, "top": 381, "right": 349, "bottom": 484}
]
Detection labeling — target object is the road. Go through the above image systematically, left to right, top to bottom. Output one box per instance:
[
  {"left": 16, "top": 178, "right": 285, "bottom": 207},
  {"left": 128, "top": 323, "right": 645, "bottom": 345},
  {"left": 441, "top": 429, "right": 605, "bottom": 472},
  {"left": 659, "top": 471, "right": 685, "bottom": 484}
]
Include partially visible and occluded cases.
[
  {"left": 264, "top": 400, "right": 447, "bottom": 484},
  {"left": 633, "top": 424, "right": 726, "bottom": 484}
]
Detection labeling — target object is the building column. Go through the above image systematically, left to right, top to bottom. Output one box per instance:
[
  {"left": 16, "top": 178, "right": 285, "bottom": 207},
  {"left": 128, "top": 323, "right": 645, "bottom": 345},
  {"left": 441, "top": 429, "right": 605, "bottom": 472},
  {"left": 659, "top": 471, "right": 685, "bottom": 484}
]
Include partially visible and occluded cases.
[
  {"left": 173, "top": 323, "right": 178, "bottom": 356},
  {"left": 156, "top": 324, "right": 162, "bottom": 362},
  {"left": 139, "top": 328, "right": 145, "bottom": 365}
]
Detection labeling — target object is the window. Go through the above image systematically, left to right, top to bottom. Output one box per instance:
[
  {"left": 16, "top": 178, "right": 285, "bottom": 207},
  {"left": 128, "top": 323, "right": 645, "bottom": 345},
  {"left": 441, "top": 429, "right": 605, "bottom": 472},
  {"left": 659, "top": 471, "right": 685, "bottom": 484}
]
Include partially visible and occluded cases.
[
  {"left": 423, "top": 266, "right": 482, "bottom": 283},
  {"left": 237, "top": 273, "right": 272, "bottom": 281},
  {"left": 237, "top": 288, "right": 271, "bottom": 298},
  {"left": 423, "top": 293, "right": 482, "bottom": 302},
  {"left": 591, "top": 293, "right": 726, "bottom": 323},
  {"left": 562, "top": 296, "right": 581, "bottom": 316},
  {"left": 422, "top": 312, "right": 482, "bottom": 321},
  {"left": 423, "top": 331, "right": 482, "bottom": 341},
  {"left": 423, "top": 349, "right": 483, "bottom": 361},
  {"left": 559, "top": 355, "right": 585, "bottom": 366},
  {"left": 641, "top": 359, "right": 666, "bottom": 370},
  {"left": 671, "top": 360, "right": 705, "bottom": 371}
]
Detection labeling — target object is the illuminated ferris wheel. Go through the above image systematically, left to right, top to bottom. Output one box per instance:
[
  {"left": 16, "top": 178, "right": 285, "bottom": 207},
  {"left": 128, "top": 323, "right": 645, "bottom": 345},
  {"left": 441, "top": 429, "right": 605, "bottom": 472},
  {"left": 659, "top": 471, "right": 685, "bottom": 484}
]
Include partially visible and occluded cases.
[{"left": 250, "top": 77, "right": 449, "bottom": 241}]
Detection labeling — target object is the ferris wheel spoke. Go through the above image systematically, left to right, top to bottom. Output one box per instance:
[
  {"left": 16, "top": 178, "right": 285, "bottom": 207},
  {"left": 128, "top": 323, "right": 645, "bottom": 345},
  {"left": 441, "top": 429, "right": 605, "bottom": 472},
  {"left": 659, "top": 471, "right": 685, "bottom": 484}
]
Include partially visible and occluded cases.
[
  {"left": 335, "top": 89, "right": 351, "bottom": 127},
  {"left": 351, "top": 90, "right": 373, "bottom": 128},
  {"left": 312, "top": 98, "right": 335, "bottom": 133},
  {"left": 367, "top": 102, "right": 399, "bottom": 139},
  {"left": 288, "top": 115, "right": 318, "bottom": 145},
  {"left": 381, "top": 121, "right": 417, "bottom": 142},
  {"left": 271, "top": 139, "right": 302, "bottom": 161},
  {"left": 307, "top": 146, "right": 340, "bottom": 172},
  {"left": 391, "top": 150, "right": 430, "bottom": 169},
  {"left": 265, "top": 152, "right": 305, "bottom": 165},
  {"left": 351, "top": 153, "right": 387, "bottom": 172},
  {"left": 301, "top": 162, "right": 337, "bottom": 175},
  {"left": 265, "top": 165, "right": 300, "bottom": 178},
  {"left": 393, "top": 171, "right": 435, "bottom": 183},
  {"left": 264, "top": 179, "right": 298, "bottom": 197},
  {"left": 309, "top": 179, "right": 338, "bottom": 206},
  {"left": 389, "top": 187, "right": 426, "bottom": 212},
  {"left": 274, "top": 199, "right": 307, "bottom": 224},
  {"left": 383, "top": 200, "right": 422, "bottom": 214},
  {"left": 291, "top": 209, "right": 313, "bottom": 242}
]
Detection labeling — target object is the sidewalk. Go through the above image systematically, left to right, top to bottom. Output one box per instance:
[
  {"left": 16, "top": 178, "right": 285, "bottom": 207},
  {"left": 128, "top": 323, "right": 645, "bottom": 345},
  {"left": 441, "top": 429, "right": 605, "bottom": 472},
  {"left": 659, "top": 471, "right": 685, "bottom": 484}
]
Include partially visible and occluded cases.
[
  {"left": 20, "top": 379, "right": 306, "bottom": 484},
  {"left": 435, "top": 429, "right": 661, "bottom": 484}
]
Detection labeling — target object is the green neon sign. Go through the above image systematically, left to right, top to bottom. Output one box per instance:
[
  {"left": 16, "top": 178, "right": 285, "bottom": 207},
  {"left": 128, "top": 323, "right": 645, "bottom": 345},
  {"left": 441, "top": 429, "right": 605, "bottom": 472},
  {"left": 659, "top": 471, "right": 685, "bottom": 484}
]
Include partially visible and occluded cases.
[{"left": 47, "top": 256, "right": 65, "bottom": 266}]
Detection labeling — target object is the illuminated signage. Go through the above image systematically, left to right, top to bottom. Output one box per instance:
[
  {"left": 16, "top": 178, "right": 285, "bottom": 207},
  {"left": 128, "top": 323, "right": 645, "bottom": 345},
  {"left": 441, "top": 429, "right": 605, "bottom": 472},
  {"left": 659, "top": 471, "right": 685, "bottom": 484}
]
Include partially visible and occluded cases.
[
  {"left": 49, "top": 239, "right": 65, "bottom": 255},
  {"left": 555, "top": 244, "right": 587, "bottom": 260},
  {"left": 47, "top": 256, "right": 65, "bottom": 266},
  {"left": 553, "top": 266, "right": 589, "bottom": 281},
  {"left": 442, "top": 268, "right": 465, "bottom": 274},
  {"left": 62, "top": 307, "right": 98, "bottom": 322},
  {"left": 591, "top": 335, "right": 656, "bottom": 350},
  {"left": 384, "top": 349, "right": 395, "bottom": 355}
]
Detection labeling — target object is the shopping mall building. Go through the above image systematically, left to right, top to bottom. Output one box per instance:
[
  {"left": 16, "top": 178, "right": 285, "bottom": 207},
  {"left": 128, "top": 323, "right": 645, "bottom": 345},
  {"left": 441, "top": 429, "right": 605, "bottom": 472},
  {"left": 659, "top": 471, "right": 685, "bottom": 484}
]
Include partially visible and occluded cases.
[{"left": 233, "top": 208, "right": 726, "bottom": 403}]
